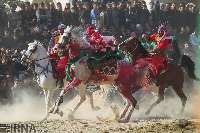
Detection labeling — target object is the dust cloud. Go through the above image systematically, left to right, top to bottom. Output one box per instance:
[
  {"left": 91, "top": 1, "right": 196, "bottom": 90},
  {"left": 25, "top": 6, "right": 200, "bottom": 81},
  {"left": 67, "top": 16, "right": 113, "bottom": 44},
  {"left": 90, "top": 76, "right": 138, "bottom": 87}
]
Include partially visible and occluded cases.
[{"left": 0, "top": 89, "right": 45, "bottom": 122}]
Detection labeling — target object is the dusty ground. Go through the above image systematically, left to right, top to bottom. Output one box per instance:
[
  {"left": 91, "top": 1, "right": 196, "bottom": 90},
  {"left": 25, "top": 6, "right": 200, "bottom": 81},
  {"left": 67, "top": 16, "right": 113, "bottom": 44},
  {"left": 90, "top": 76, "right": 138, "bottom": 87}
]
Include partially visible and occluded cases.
[
  {"left": 1, "top": 85, "right": 200, "bottom": 133},
  {"left": 13, "top": 119, "right": 200, "bottom": 133}
]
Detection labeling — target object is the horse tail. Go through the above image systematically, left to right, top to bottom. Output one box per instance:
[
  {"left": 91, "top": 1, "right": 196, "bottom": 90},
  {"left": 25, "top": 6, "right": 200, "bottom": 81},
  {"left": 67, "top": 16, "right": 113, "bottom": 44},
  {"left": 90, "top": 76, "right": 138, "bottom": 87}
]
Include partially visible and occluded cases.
[{"left": 181, "top": 55, "right": 200, "bottom": 81}]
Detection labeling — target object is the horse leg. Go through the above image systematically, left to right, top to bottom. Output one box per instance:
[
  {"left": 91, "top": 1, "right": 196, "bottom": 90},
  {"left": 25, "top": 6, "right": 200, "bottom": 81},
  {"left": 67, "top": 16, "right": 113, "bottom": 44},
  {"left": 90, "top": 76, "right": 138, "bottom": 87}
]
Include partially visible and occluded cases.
[
  {"left": 68, "top": 84, "right": 87, "bottom": 119},
  {"left": 173, "top": 85, "right": 187, "bottom": 113},
  {"left": 119, "top": 86, "right": 137, "bottom": 123},
  {"left": 145, "top": 86, "right": 165, "bottom": 115},
  {"left": 41, "top": 89, "right": 50, "bottom": 121},
  {"left": 87, "top": 92, "right": 100, "bottom": 111},
  {"left": 119, "top": 99, "right": 130, "bottom": 120}
]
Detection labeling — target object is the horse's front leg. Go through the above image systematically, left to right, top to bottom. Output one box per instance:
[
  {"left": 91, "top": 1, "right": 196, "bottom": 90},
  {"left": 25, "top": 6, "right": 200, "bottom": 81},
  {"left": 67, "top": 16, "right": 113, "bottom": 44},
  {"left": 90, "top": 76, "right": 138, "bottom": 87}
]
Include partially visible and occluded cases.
[
  {"left": 68, "top": 83, "right": 87, "bottom": 120},
  {"left": 118, "top": 86, "right": 137, "bottom": 123},
  {"left": 41, "top": 89, "right": 50, "bottom": 121},
  {"left": 87, "top": 91, "right": 100, "bottom": 111},
  {"left": 119, "top": 99, "right": 131, "bottom": 120}
]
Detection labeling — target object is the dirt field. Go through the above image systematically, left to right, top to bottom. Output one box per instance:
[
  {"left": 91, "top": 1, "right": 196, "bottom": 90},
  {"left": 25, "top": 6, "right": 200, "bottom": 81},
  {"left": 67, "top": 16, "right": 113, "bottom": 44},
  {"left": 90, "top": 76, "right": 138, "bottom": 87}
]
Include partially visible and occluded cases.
[
  {"left": 1, "top": 86, "right": 200, "bottom": 133},
  {"left": 12, "top": 119, "right": 200, "bottom": 133}
]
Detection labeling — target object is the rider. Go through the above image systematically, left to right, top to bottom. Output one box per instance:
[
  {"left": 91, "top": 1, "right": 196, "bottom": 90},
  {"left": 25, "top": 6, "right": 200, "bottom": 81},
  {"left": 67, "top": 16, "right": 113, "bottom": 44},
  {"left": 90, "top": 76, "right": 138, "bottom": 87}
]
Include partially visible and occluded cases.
[
  {"left": 49, "top": 24, "right": 67, "bottom": 88},
  {"left": 141, "top": 24, "right": 174, "bottom": 78},
  {"left": 147, "top": 24, "right": 173, "bottom": 56},
  {"left": 85, "top": 26, "right": 122, "bottom": 77}
]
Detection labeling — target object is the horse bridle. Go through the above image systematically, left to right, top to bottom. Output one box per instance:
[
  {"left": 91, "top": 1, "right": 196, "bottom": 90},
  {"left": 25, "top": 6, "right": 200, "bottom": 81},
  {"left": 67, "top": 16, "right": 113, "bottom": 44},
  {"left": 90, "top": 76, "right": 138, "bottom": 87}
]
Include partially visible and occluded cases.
[
  {"left": 118, "top": 37, "right": 139, "bottom": 56},
  {"left": 24, "top": 43, "right": 51, "bottom": 78}
]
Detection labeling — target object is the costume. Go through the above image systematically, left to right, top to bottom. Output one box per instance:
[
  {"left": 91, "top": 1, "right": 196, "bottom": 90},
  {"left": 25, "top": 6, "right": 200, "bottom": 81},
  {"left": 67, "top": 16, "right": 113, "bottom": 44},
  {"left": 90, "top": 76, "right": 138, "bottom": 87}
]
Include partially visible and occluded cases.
[
  {"left": 48, "top": 24, "right": 68, "bottom": 87},
  {"left": 143, "top": 24, "right": 174, "bottom": 77},
  {"left": 65, "top": 25, "right": 122, "bottom": 82}
]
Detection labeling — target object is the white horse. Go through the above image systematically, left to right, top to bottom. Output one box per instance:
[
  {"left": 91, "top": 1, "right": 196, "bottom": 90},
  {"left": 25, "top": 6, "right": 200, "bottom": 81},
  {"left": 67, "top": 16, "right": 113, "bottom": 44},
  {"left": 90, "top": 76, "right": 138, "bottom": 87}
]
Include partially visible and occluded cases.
[
  {"left": 23, "top": 40, "right": 101, "bottom": 120},
  {"left": 22, "top": 41, "right": 63, "bottom": 120}
]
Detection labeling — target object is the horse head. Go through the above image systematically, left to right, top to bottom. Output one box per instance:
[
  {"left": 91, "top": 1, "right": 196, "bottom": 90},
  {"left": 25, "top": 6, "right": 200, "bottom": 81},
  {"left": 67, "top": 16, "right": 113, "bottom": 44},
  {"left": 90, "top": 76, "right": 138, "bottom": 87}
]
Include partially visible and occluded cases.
[
  {"left": 118, "top": 37, "right": 149, "bottom": 61},
  {"left": 22, "top": 40, "right": 47, "bottom": 62}
]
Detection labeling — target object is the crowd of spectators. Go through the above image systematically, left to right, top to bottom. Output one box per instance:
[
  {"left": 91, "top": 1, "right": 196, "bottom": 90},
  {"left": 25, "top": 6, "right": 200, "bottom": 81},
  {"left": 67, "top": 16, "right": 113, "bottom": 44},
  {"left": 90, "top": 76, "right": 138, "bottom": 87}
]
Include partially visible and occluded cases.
[
  {"left": 0, "top": 0, "right": 199, "bottom": 49},
  {"left": 0, "top": 48, "right": 22, "bottom": 64}
]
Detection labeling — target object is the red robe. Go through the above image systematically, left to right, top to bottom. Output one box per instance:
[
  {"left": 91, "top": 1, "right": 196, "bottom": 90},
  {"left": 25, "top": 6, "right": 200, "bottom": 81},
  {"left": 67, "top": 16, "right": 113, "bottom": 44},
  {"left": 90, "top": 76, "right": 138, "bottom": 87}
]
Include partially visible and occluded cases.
[
  {"left": 140, "top": 33, "right": 171, "bottom": 77},
  {"left": 148, "top": 33, "right": 172, "bottom": 50},
  {"left": 55, "top": 55, "right": 69, "bottom": 80}
]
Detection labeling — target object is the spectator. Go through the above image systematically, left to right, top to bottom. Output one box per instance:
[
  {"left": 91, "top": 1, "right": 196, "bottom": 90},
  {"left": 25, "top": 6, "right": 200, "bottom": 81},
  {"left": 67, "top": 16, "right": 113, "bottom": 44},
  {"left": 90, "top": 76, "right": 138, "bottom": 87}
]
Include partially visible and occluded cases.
[
  {"left": 36, "top": 2, "right": 48, "bottom": 30},
  {"left": 49, "top": 2, "right": 58, "bottom": 28},
  {"left": 56, "top": 2, "right": 63, "bottom": 24},
  {"left": 111, "top": 2, "right": 120, "bottom": 33},
  {"left": 118, "top": 2, "right": 127, "bottom": 34},
  {"left": 140, "top": 2, "right": 150, "bottom": 30},
  {"left": 63, "top": 3, "right": 71, "bottom": 26},
  {"left": 80, "top": 3, "right": 91, "bottom": 25},
  {"left": 90, "top": 3, "right": 100, "bottom": 28},
  {"left": 105, "top": 3, "right": 112, "bottom": 29},
  {"left": 168, "top": 3, "right": 178, "bottom": 31},
  {"left": 8, "top": 4, "right": 21, "bottom": 35},
  {"left": 177, "top": 4, "right": 186, "bottom": 32},
  {"left": 99, "top": 5, "right": 107, "bottom": 31},
  {"left": 0, "top": 6, "right": 8, "bottom": 38},
  {"left": 70, "top": 7, "right": 80, "bottom": 26},
  {"left": 189, "top": 31, "right": 200, "bottom": 48}
]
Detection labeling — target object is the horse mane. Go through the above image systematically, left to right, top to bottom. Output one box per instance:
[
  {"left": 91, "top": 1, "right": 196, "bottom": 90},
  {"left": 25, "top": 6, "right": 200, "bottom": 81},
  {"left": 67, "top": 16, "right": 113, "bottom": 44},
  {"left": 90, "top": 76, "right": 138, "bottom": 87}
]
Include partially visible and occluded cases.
[{"left": 129, "top": 37, "right": 149, "bottom": 57}]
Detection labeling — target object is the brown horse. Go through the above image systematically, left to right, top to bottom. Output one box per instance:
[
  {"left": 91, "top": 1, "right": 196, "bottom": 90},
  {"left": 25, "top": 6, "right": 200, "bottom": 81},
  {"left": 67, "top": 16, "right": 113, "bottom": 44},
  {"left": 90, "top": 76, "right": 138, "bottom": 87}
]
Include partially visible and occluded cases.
[{"left": 117, "top": 37, "right": 199, "bottom": 122}]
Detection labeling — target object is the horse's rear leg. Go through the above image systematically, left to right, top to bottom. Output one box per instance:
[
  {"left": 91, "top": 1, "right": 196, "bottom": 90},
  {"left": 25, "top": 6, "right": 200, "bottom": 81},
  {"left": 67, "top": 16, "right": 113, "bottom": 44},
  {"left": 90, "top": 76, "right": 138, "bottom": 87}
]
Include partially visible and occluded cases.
[
  {"left": 173, "top": 86, "right": 187, "bottom": 113},
  {"left": 145, "top": 87, "right": 165, "bottom": 115}
]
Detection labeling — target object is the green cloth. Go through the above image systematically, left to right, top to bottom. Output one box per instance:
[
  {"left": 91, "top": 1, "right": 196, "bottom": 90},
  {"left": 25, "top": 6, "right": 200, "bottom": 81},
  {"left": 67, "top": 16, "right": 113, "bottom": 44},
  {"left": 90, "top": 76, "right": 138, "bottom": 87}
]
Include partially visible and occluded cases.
[
  {"left": 141, "top": 41, "right": 156, "bottom": 49},
  {"left": 65, "top": 49, "right": 123, "bottom": 80}
]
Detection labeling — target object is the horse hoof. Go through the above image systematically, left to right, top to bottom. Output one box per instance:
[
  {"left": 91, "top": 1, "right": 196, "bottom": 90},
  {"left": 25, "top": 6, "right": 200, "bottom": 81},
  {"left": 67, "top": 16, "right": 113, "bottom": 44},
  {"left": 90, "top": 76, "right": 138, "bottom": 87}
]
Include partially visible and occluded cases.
[
  {"left": 135, "top": 104, "right": 139, "bottom": 110},
  {"left": 93, "top": 106, "right": 101, "bottom": 111},
  {"left": 49, "top": 107, "right": 54, "bottom": 114},
  {"left": 145, "top": 110, "right": 150, "bottom": 115},
  {"left": 58, "top": 111, "right": 64, "bottom": 117},
  {"left": 68, "top": 113, "right": 74, "bottom": 120},
  {"left": 118, "top": 118, "right": 129, "bottom": 123}
]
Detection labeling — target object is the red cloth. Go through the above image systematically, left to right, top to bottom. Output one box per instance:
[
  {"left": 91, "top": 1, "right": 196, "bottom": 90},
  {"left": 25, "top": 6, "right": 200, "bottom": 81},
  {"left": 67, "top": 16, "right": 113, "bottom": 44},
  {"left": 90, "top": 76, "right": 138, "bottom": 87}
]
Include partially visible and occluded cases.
[
  {"left": 89, "top": 32, "right": 106, "bottom": 50},
  {"left": 148, "top": 33, "right": 172, "bottom": 50},
  {"left": 156, "top": 39, "right": 171, "bottom": 49},
  {"left": 69, "top": 43, "right": 80, "bottom": 59},
  {"left": 50, "top": 53, "right": 57, "bottom": 60},
  {"left": 135, "top": 55, "right": 168, "bottom": 77},
  {"left": 146, "top": 55, "right": 168, "bottom": 77},
  {"left": 55, "top": 56, "right": 69, "bottom": 79}
]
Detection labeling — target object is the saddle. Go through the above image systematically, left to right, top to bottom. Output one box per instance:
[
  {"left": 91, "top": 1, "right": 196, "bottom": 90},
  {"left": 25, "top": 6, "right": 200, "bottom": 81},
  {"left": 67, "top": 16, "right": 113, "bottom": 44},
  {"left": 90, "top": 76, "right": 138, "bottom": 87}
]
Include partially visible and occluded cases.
[
  {"left": 87, "top": 50, "right": 119, "bottom": 83},
  {"left": 135, "top": 54, "right": 168, "bottom": 78}
]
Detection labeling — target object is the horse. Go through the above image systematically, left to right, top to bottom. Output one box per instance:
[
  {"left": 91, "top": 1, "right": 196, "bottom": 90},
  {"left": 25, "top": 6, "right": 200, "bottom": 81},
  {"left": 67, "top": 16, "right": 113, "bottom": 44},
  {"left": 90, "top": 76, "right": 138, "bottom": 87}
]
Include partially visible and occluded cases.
[
  {"left": 50, "top": 26, "right": 122, "bottom": 119},
  {"left": 117, "top": 37, "right": 199, "bottom": 122},
  {"left": 22, "top": 40, "right": 101, "bottom": 120},
  {"left": 21, "top": 41, "right": 64, "bottom": 120}
]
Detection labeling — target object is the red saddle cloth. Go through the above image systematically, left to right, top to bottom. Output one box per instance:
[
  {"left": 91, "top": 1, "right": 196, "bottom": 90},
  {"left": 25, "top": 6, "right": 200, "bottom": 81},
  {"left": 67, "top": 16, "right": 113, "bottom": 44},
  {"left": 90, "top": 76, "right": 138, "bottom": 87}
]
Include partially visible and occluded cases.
[
  {"left": 55, "top": 55, "right": 69, "bottom": 80},
  {"left": 135, "top": 55, "right": 168, "bottom": 78}
]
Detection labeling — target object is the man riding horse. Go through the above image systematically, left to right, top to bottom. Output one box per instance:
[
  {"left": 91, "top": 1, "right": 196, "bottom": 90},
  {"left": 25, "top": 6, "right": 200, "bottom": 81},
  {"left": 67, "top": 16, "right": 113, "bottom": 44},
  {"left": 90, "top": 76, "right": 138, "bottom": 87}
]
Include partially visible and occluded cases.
[
  {"left": 48, "top": 24, "right": 69, "bottom": 88},
  {"left": 140, "top": 24, "right": 175, "bottom": 78}
]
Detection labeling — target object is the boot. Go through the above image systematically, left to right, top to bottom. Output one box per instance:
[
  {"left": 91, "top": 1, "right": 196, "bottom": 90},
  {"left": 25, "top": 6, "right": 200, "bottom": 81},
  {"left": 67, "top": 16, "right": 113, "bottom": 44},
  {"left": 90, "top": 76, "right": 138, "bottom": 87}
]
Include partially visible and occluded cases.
[{"left": 57, "top": 79, "right": 64, "bottom": 88}]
